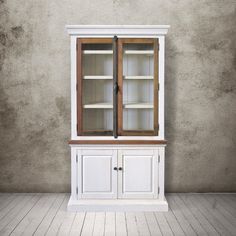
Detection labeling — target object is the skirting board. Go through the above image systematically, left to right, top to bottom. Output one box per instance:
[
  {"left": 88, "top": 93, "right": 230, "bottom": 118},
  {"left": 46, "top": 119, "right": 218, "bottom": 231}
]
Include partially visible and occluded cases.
[{"left": 67, "top": 196, "right": 168, "bottom": 212}]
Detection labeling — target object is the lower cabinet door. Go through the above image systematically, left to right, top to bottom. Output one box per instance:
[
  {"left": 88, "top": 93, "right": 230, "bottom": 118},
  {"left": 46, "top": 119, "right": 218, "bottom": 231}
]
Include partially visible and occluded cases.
[
  {"left": 79, "top": 149, "right": 117, "bottom": 199},
  {"left": 118, "top": 149, "right": 158, "bottom": 199}
]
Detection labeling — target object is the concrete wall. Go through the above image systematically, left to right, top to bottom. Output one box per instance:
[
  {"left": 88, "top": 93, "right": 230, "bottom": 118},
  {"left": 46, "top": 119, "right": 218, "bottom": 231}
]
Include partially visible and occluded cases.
[{"left": 0, "top": 0, "right": 235, "bottom": 192}]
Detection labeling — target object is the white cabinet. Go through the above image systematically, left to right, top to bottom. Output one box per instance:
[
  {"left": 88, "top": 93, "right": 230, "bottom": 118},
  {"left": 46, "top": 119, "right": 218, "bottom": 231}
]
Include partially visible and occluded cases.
[
  {"left": 66, "top": 25, "right": 170, "bottom": 212},
  {"left": 68, "top": 146, "right": 167, "bottom": 212},
  {"left": 78, "top": 149, "right": 159, "bottom": 200},
  {"left": 79, "top": 150, "right": 117, "bottom": 199},
  {"left": 118, "top": 150, "right": 158, "bottom": 199}
]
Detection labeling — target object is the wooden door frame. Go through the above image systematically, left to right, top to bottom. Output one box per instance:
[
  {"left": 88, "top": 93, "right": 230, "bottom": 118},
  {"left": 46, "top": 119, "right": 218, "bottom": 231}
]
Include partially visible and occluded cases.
[
  {"left": 77, "top": 38, "right": 114, "bottom": 136},
  {"left": 117, "top": 38, "right": 159, "bottom": 136}
]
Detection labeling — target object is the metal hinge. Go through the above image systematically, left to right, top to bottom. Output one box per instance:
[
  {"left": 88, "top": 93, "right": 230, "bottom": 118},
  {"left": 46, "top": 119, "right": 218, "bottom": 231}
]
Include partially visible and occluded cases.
[
  {"left": 76, "top": 154, "right": 78, "bottom": 163},
  {"left": 158, "top": 155, "right": 160, "bottom": 163},
  {"left": 76, "top": 187, "right": 78, "bottom": 194},
  {"left": 158, "top": 187, "right": 160, "bottom": 194}
]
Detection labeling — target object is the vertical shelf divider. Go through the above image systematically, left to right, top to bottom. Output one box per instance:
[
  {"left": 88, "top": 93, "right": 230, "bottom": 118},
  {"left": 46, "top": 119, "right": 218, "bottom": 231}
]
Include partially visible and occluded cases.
[{"left": 113, "top": 36, "right": 118, "bottom": 138}]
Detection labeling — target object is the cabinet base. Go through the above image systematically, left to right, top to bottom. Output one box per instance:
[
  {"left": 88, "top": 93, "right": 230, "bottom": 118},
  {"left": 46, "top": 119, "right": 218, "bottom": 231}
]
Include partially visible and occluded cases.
[{"left": 67, "top": 196, "right": 168, "bottom": 212}]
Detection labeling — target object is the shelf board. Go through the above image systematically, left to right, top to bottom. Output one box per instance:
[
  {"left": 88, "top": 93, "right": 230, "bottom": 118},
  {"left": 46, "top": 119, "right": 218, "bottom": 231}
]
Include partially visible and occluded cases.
[
  {"left": 83, "top": 50, "right": 113, "bottom": 55},
  {"left": 124, "top": 50, "right": 154, "bottom": 55},
  {"left": 83, "top": 75, "right": 113, "bottom": 80},
  {"left": 124, "top": 76, "right": 153, "bottom": 80},
  {"left": 83, "top": 103, "right": 113, "bottom": 109},
  {"left": 123, "top": 103, "right": 153, "bottom": 109}
]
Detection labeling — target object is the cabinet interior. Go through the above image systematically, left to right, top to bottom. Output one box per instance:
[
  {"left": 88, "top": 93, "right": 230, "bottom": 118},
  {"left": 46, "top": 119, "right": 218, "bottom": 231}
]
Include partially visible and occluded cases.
[{"left": 78, "top": 38, "right": 158, "bottom": 136}]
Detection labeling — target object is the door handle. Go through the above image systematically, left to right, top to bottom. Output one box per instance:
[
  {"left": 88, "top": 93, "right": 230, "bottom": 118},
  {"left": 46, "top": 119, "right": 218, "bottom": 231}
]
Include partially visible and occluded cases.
[
  {"left": 113, "top": 82, "right": 118, "bottom": 94},
  {"left": 113, "top": 167, "right": 118, "bottom": 171},
  {"left": 118, "top": 167, "right": 123, "bottom": 171}
]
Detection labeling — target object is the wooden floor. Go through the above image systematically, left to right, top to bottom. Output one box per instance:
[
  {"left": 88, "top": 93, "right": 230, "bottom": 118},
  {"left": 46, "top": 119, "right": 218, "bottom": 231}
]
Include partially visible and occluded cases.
[{"left": 0, "top": 193, "right": 235, "bottom": 235}]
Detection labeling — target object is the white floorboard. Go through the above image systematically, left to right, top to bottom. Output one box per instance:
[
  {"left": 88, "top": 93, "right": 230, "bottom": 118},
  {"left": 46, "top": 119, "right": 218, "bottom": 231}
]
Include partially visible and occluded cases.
[{"left": 0, "top": 193, "right": 235, "bottom": 236}]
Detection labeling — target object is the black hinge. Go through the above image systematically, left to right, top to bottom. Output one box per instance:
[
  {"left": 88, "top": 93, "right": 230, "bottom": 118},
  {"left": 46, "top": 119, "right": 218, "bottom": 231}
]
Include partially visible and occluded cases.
[
  {"left": 76, "top": 154, "right": 78, "bottom": 163},
  {"left": 158, "top": 155, "right": 160, "bottom": 163},
  {"left": 76, "top": 187, "right": 78, "bottom": 194},
  {"left": 158, "top": 187, "right": 160, "bottom": 194}
]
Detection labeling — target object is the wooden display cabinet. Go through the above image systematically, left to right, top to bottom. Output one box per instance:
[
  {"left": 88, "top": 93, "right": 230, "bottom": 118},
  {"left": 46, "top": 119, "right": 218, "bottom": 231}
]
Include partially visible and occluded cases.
[{"left": 66, "top": 25, "right": 170, "bottom": 211}]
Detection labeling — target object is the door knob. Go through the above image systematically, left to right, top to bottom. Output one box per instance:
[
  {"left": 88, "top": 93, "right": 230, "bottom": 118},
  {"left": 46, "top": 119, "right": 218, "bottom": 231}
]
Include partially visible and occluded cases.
[
  {"left": 113, "top": 167, "right": 118, "bottom": 171},
  {"left": 118, "top": 167, "right": 123, "bottom": 171}
]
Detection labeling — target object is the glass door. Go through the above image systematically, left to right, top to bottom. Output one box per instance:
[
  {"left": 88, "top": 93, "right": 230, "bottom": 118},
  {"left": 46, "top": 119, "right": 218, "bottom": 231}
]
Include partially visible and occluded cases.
[
  {"left": 77, "top": 38, "right": 115, "bottom": 136},
  {"left": 117, "top": 38, "right": 159, "bottom": 136}
]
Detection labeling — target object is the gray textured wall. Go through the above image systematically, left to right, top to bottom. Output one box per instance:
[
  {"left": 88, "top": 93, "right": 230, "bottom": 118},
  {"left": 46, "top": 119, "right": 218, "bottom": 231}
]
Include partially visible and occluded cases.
[{"left": 0, "top": 0, "right": 235, "bottom": 192}]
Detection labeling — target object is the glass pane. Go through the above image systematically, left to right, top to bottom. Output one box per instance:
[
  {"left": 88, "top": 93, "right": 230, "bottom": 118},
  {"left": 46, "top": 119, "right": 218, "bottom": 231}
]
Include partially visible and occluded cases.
[
  {"left": 82, "top": 43, "right": 113, "bottom": 132},
  {"left": 122, "top": 43, "right": 154, "bottom": 131}
]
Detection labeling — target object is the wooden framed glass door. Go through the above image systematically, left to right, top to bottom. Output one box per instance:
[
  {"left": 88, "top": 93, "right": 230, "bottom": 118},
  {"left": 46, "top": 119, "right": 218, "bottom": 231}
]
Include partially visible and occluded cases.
[
  {"left": 77, "top": 38, "right": 115, "bottom": 136},
  {"left": 117, "top": 38, "right": 159, "bottom": 136}
]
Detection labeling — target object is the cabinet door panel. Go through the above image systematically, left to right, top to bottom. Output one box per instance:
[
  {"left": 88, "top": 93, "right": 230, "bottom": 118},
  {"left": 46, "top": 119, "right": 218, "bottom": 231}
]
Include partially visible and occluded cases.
[
  {"left": 80, "top": 150, "right": 117, "bottom": 199},
  {"left": 118, "top": 150, "right": 158, "bottom": 199}
]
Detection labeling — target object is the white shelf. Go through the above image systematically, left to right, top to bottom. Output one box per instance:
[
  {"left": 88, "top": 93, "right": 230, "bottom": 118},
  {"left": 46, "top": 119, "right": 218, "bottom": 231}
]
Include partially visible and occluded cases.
[
  {"left": 83, "top": 50, "right": 113, "bottom": 55},
  {"left": 124, "top": 50, "right": 154, "bottom": 55},
  {"left": 83, "top": 75, "right": 113, "bottom": 80},
  {"left": 124, "top": 76, "right": 153, "bottom": 80},
  {"left": 83, "top": 103, "right": 113, "bottom": 109},
  {"left": 124, "top": 103, "right": 153, "bottom": 109}
]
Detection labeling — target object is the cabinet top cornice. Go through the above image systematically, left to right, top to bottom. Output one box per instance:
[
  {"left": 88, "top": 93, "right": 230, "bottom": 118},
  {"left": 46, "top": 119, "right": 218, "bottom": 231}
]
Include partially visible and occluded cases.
[{"left": 66, "top": 25, "right": 170, "bottom": 36}]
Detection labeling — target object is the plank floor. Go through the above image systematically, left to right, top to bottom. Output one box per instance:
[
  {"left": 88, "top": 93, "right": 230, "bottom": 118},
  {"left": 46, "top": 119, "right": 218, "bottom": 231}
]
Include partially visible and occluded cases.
[{"left": 0, "top": 193, "right": 235, "bottom": 235}]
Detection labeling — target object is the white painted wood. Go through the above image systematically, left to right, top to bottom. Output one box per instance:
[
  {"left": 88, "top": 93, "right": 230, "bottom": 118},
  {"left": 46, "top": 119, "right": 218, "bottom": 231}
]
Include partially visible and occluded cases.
[
  {"left": 66, "top": 25, "right": 170, "bottom": 37},
  {"left": 67, "top": 25, "right": 169, "bottom": 211},
  {"left": 69, "top": 26, "right": 167, "bottom": 140},
  {"left": 83, "top": 50, "right": 113, "bottom": 55},
  {"left": 124, "top": 50, "right": 154, "bottom": 55},
  {"left": 83, "top": 75, "right": 113, "bottom": 79},
  {"left": 124, "top": 75, "right": 153, "bottom": 79},
  {"left": 83, "top": 102, "right": 113, "bottom": 109},
  {"left": 123, "top": 102, "right": 153, "bottom": 109},
  {"left": 158, "top": 147, "right": 165, "bottom": 201},
  {"left": 118, "top": 149, "right": 158, "bottom": 199},
  {"left": 79, "top": 150, "right": 117, "bottom": 199},
  {"left": 0, "top": 194, "right": 41, "bottom": 236},
  {"left": 0, "top": 194, "right": 33, "bottom": 232},
  {"left": 1, "top": 194, "right": 235, "bottom": 235},
  {"left": 10, "top": 194, "right": 50, "bottom": 235},
  {"left": 21, "top": 194, "right": 58, "bottom": 236},
  {"left": 33, "top": 194, "right": 65, "bottom": 236},
  {"left": 169, "top": 194, "right": 207, "bottom": 235},
  {"left": 178, "top": 194, "right": 222, "bottom": 236},
  {"left": 45, "top": 195, "right": 69, "bottom": 236},
  {"left": 166, "top": 195, "right": 198, "bottom": 235},
  {"left": 67, "top": 197, "right": 168, "bottom": 212},
  {"left": 57, "top": 206, "right": 76, "bottom": 236},
  {"left": 69, "top": 212, "right": 86, "bottom": 235},
  {"left": 81, "top": 212, "right": 95, "bottom": 236},
  {"left": 93, "top": 212, "right": 105, "bottom": 236},
  {"left": 104, "top": 212, "right": 115, "bottom": 236},
  {"left": 115, "top": 212, "right": 127, "bottom": 236},
  {"left": 135, "top": 212, "right": 151, "bottom": 236},
  {"left": 144, "top": 212, "right": 162, "bottom": 235},
  {"left": 154, "top": 212, "right": 174, "bottom": 236},
  {"left": 125, "top": 213, "right": 139, "bottom": 236}
]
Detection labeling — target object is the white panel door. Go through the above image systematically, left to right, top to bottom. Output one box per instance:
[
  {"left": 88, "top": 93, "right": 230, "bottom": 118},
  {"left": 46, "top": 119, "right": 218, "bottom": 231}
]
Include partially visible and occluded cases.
[
  {"left": 79, "top": 149, "right": 117, "bottom": 199},
  {"left": 118, "top": 149, "right": 158, "bottom": 199}
]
